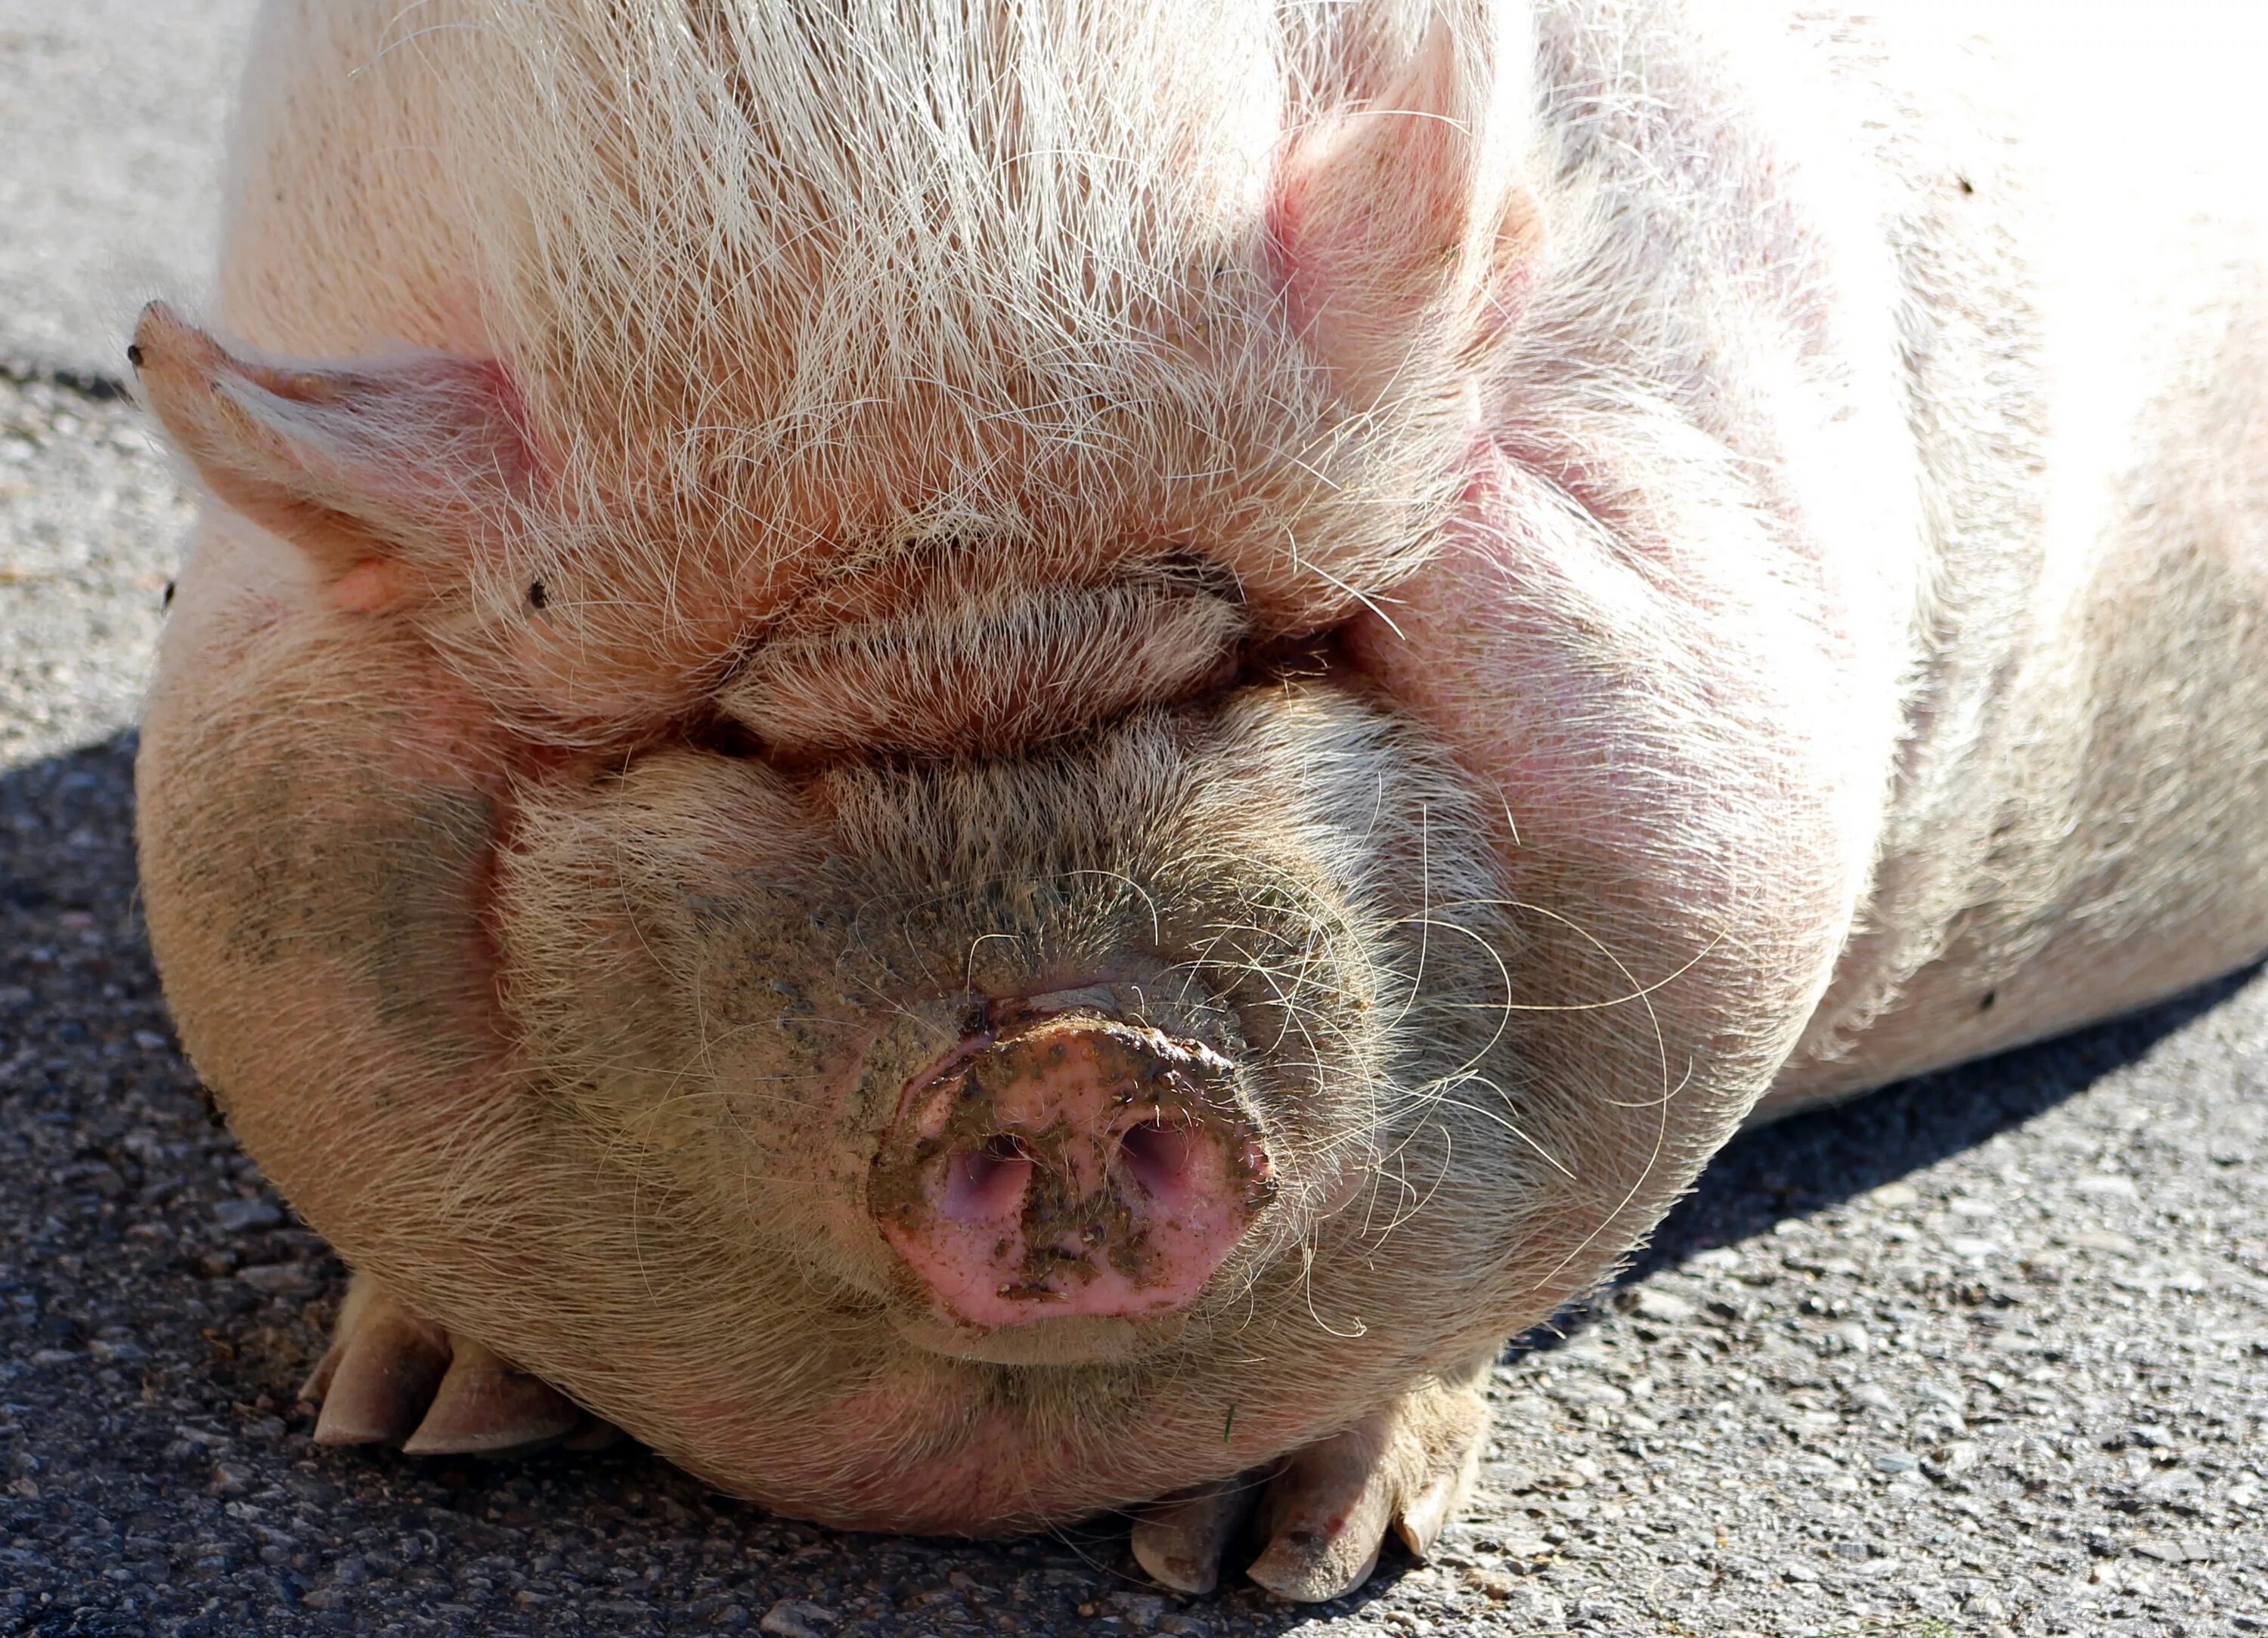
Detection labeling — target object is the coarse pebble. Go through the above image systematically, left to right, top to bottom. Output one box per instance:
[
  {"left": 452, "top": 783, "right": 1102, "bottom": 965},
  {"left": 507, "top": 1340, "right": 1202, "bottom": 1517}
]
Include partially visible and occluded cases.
[{"left": 4, "top": 379, "right": 2266, "bottom": 1638}]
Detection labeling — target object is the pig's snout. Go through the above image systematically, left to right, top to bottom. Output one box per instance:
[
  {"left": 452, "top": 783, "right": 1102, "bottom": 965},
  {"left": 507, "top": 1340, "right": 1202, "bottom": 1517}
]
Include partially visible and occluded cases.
[{"left": 872, "top": 1012, "right": 1276, "bottom": 1330}]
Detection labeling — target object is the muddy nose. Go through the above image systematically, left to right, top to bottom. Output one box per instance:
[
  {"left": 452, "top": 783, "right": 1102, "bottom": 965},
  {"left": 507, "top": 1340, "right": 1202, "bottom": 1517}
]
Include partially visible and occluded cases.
[{"left": 872, "top": 1013, "right": 1275, "bottom": 1329}]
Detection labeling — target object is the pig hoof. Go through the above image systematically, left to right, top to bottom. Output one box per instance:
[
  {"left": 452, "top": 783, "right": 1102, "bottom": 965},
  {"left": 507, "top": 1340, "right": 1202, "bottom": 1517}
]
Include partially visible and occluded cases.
[
  {"left": 300, "top": 1274, "right": 588, "bottom": 1457},
  {"left": 1137, "top": 1371, "right": 1489, "bottom": 1602},
  {"left": 1244, "top": 1376, "right": 1488, "bottom": 1601},
  {"left": 1131, "top": 1475, "right": 1263, "bottom": 1595}
]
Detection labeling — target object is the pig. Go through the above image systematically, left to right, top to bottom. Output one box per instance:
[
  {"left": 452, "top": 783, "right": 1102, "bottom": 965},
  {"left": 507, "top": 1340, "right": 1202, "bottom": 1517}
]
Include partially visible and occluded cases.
[{"left": 130, "top": 0, "right": 2268, "bottom": 1602}]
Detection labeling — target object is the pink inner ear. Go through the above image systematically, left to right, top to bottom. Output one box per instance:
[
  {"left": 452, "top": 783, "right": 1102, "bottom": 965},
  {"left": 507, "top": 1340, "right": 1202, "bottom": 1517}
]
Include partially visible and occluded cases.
[
  {"left": 1264, "top": 26, "right": 1539, "bottom": 402},
  {"left": 132, "top": 302, "right": 540, "bottom": 593}
]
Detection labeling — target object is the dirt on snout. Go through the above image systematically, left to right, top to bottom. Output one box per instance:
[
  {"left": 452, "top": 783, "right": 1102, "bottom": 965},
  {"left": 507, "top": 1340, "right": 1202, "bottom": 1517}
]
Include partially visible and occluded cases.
[{"left": 870, "top": 1014, "right": 1278, "bottom": 1304}]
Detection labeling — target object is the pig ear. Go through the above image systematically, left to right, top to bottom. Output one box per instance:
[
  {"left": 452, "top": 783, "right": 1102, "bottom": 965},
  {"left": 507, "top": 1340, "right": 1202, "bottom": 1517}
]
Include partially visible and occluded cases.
[
  {"left": 1269, "top": 9, "right": 1544, "bottom": 405},
  {"left": 131, "top": 303, "right": 535, "bottom": 605}
]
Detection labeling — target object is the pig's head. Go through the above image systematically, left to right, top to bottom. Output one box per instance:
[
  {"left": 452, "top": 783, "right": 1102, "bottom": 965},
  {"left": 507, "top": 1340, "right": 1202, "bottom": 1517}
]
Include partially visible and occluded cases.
[{"left": 134, "top": 0, "right": 1850, "bottom": 1546}]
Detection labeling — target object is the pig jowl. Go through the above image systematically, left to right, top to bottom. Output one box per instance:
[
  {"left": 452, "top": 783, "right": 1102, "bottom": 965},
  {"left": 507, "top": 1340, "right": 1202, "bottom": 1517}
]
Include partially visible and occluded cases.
[{"left": 130, "top": 0, "right": 2268, "bottom": 1604}]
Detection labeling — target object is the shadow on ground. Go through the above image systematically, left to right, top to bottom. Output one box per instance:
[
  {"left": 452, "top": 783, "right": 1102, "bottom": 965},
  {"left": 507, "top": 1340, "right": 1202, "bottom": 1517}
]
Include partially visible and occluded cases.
[
  {"left": 2, "top": 730, "right": 2244, "bottom": 1635},
  {"left": 1502, "top": 930, "right": 2251, "bottom": 1371},
  {"left": 1635, "top": 972, "right": 2250, "bottom": 1275}
]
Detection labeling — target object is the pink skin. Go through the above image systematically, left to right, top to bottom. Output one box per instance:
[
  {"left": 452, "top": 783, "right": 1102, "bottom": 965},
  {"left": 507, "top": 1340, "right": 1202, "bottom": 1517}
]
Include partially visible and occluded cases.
[{"left": 875, "top": 1015, "right": 1274, "bottom": 1329}]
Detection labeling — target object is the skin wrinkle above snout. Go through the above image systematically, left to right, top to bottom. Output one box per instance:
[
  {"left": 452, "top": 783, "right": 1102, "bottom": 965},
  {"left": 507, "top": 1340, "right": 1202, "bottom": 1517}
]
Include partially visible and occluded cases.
[{"left": 725, "top": 568, "right": 1251, "bottom": 760}]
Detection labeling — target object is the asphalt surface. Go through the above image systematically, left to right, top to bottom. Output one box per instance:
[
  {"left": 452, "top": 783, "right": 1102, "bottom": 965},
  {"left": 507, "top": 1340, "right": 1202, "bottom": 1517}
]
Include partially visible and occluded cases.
[
  {"left": 0, "top": 0, "right": 249, "bottom": 381},
  {"left": 3, "top": 7, "right": 2265, "bottom": 1636}
]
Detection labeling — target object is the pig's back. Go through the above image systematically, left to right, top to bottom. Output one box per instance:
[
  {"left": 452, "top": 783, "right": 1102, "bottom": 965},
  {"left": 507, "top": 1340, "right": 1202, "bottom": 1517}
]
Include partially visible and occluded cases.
[{"left": 1761, "top": 5, "right": 2268, "bottom": 1110}]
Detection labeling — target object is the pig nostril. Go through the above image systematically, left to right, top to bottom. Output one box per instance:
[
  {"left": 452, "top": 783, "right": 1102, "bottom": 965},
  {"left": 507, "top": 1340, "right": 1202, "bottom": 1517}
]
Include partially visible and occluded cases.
[
  {"left": 1117, "top": 1119, "right": 1205, "bottom": 1210},
  {"left": 939, "top": 1135, "right": 1033, "bottom": 1222}
]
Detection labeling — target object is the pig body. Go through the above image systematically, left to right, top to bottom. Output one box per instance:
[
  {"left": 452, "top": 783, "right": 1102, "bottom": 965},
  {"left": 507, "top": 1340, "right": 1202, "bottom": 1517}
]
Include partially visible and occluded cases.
[{"left": 133, "top": 0, "right": 2268, "bottom": 1599}]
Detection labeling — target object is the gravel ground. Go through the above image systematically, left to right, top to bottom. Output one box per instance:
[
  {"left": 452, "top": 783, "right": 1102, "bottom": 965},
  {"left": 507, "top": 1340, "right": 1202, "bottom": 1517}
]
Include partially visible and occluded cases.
[
  {"left": 0, "top": 372, "right": 187, "bottom": 769},
  {"left": 3, "top": 376, "right": 2266, "bottom": 1638}
]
